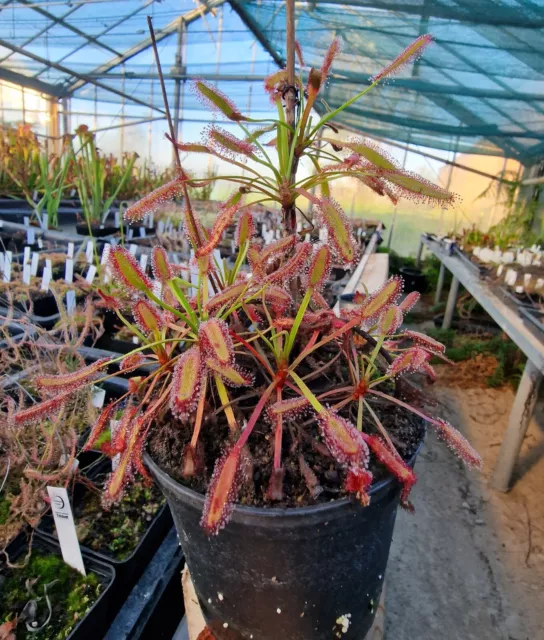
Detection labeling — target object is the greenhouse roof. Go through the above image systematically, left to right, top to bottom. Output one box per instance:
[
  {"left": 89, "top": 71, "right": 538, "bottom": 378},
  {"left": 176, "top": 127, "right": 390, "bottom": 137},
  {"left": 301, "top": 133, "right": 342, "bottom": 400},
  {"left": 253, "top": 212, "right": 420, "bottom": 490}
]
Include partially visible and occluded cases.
[{"left": 1, "top": 0, "right": 544, "bottom": 163}]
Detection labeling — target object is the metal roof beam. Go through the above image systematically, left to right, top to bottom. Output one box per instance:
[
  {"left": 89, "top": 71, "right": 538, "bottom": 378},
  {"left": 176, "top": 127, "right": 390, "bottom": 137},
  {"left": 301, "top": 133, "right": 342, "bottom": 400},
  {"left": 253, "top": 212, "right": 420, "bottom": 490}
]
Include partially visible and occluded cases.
[
  {"left": 18, "top": 0, "right": 122, "bottom": 58},
  {"left": 33, "top": 0, "right": 155, "bottom": 79},
  {"left": 66, "top": 0, "right": 227, "bottom": 93},
  {"left": 0, "top": 37, "right": 165, "bottom": 113},
  {"left": 0, "top": 66, "right": 67, "bottom": 97}
]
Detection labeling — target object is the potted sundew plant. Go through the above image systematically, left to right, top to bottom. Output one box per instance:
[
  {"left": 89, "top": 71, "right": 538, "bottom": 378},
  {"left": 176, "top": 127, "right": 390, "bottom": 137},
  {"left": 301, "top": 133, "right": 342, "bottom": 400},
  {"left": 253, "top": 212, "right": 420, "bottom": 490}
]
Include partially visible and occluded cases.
[{"left": 13, "top": 35, "right": 482, "bottom": 639}]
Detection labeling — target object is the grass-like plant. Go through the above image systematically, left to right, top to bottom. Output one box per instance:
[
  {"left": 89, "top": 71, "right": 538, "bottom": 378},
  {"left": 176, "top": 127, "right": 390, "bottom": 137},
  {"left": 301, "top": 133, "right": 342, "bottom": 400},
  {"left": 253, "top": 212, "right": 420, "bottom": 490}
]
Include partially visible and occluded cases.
[{"left": 13, "top": 34, "right": 481, "bottom": 535}]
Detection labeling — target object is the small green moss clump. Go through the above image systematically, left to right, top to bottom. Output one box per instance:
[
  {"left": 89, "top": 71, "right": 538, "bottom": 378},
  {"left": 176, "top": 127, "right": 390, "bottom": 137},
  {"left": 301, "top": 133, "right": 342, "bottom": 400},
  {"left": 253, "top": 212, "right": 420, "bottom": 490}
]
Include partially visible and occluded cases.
[
  {"left": 0, "top": 496, "right": 10, "bottom": 525},
  {"left": 0, "top": 549, "right": 103, "bottom": 639}
]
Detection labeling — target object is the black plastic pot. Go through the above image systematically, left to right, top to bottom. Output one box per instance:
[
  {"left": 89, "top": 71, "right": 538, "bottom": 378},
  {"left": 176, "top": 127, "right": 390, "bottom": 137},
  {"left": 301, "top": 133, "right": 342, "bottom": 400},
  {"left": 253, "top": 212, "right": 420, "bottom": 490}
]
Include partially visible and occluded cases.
[
  {"left": 75, "top": 222, "right": 120, "bottom": 237},
  {"left": 399, "top": 266, "right": 427, "bottom": 293},
  {"left": 145, "top": 439, "right": 423, "bottom": 640},
  {"left": 3, "top": 533, "right": 115, "bottom": 640}
]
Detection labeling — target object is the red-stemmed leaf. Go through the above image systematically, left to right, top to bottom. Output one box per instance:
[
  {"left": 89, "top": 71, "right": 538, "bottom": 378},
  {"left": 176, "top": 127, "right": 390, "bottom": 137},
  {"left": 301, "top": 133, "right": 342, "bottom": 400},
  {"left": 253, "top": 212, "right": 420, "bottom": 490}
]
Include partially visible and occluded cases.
[
  {"left": 170, "top": 347, "right": 204, "bottom": 419},
  {"left": 201, "top": 447, "right": 243, "bottom": 535}
]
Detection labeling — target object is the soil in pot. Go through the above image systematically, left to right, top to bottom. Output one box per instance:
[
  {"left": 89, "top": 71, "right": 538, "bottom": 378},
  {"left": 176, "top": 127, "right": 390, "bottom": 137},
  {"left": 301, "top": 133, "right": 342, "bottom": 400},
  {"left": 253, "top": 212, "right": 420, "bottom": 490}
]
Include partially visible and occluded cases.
[{"left": 0, "top": 542, "right": 106, "bottom": 639}]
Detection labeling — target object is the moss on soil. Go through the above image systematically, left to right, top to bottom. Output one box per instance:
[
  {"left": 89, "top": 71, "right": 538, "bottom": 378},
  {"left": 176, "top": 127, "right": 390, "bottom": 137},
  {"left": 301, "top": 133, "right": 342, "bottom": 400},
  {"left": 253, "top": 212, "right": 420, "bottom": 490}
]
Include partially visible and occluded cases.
[{"left": 0, "top": 549, "right": 103, "bottom": 640}]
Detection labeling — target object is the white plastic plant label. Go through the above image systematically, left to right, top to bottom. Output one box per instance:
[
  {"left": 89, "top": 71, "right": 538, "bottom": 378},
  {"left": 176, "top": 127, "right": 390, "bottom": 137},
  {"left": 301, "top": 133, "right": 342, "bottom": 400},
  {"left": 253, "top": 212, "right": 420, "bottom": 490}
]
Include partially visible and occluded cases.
[
  {"left": 114, "top": 211, "right": 120, "bottom": 227},
  {"left": 147, "top": 213, "right": 154, "bottom": 229},
  {"left": 23, "top": 216, "right": 30, "bottom": 227},
  {"left": 158, "top": 220, "right": 165, "bottom": 234},
  {"left": 26, "top": 227, "right": 35, "bottom": 245},
  {"left": 139, "top": 227, "right": 146, "bottom": 238},
  {"left": 127, "top": 228, "right": 134, "bottom": 240},
  {"left": 37, "top": 237, "right": 43, "bottom": 249},
  {"left": 86, "top": 241, "right": 94, "bottom": 263},
  {"left": 67, "top": 242, "right": 74, "bottom": 259},
  {"left": 129, "top": 243, "right": 138, "bottom": 256},
  {"left": 100, "top": 244, "right": 111, "bottom": 265},
  {"left": 23, "top": 246, "right": 31, "bottom": 264},
  {"left": 0, "top": 252, "right": 4, "bottom": 273},
  {"left": 31, "top": 252, "right": 39, "bottom": 276},
  {"left": 139, "top": 253, "right": 148, "bottom": 270},
  {"left": 2, "top": 257, "right": 11, "bottom": 283},
  {"left": 65, "top": 258, "right": 74, "bottom": 284},
  {"left": 22, "top": 264, "right": 31, "bottom": 285},
  {"left": 85, "top": 265, "right": 97, "bottom": 284},
  {"left": 41, "top": 266, "right": 52, "bottom": 292},
  {"left": 66, "top": 290, "right": 76, "bottom": 314},
  {"left": 132, "top": 336, "right": 140, "bottom": 345},
  {"left": 92, "top": 385, "right": 106, "bottom": 409},
  {"left": 46, "top": 486, "right": 86, "bottom": 576}
]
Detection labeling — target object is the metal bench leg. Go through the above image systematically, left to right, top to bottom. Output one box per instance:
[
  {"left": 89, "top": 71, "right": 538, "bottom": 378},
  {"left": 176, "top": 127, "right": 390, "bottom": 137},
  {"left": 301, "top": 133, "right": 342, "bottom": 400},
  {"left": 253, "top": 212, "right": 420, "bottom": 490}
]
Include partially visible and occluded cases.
[
  {"left": 415, "top": 240, "right": 424, "bottom": 268},
  {"left": 434, "top": 262, "right": 446, "bottom": 306},
  {"left": 442, "top": 276, "right": 459, "bottom": 329},
  {"left": 490, "top": 360, "right": 542, "bottom": 492}
]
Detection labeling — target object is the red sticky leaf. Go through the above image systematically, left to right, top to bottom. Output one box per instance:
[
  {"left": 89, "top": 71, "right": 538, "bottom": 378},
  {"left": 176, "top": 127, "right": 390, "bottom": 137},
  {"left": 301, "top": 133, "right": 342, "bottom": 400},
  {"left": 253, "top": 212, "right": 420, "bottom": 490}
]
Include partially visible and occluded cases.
[
  {"left": 371, "top": 34, "right": 433, "bottom": 83},
  {"left": 193, "top": 79, "right": 246, "bottom": 122},
  {"left": 207, "top": 126, "right": 256, "bottom": 158},
  {"left": 125, "top": 178, "right": 183, "bottom": 222},
  {"left": 196, "top": 194, "right": 242, "bottom": 258},
  {"left": 315, "top": 198, "right": 357, "bottom": 266},
  {"left": 236, "top": 210, "right": 255, "bottom": 246},
  {"left": 264, "top": 242, "right": 312, "bottom": 286},
  {"left": 307, "top": 244, "right": 331, "bottom": 290},
  {"left": 358, "top": 277, "right": 404, "bottom": 324},
  {"left": 205, "top": 282, "right": 247, "bottom": 313},
  {"left": 262, "top": 285, "right": 293, "bottom": 315},
  {"left": 97, "top": 289, "right": 120, "bottom": 311},
  {"left": 399, "top": 291, "right": 420, "bottom": 313},
  {"left": 378, "top": 305, "right": 404, "bottom": 335},
  {"left": 199, "top": 318, "right": 233, "bottom": 366},
  {"left": 404, "top": 330, "right": 446, "bottom": 354},
  {"left": 170, "top": 347, "right": 204, "bottom": 419},
  {"left": 387, "top": 347, "right": 430, "bottom": 377},
  {"left": 120, "top": 352, "right": 144, "bottom": 372},
  {"left": 37, "top": 358, "right": 109, "bottom": 395},
  {"left": 205, "top": 359, "right": 254, "bottom": 387},
  {"left": 13, "top": 391, "right": 72, "bottom": 426},
  {"left": 268, "top": 396, "right": 310, "bottom": 418},
  {"left": 84, "top": 403, "right": 115, "bottom": 451},
  {"left": 317, "top": 410, "right": 369, "bottom": 466},
  {"left": 434, "top": 418, "right": 482, "bottom": 468},
  {"left": 362, "top": 434, "right": 416, "bottom": 501},
  {"left": 201, "top": 447, "right": 243, "bottom": 535},
  {"left": 344, "top": 466, "right": 373, "bottom": 506}
]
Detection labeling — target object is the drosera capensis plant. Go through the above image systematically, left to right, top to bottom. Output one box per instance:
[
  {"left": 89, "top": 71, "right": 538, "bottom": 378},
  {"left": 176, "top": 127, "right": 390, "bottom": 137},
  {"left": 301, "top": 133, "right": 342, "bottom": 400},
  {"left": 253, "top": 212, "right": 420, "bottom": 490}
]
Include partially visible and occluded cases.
[{"left": 12, "top": 32, "right": 481, "bottom": 535}]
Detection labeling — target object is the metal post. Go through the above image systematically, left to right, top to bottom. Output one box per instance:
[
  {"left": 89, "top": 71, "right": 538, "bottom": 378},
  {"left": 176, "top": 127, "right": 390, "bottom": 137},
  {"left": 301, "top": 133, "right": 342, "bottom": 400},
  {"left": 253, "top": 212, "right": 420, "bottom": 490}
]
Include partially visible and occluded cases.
[
  {"left": 172, "top": 21, "right": 186, "bottom": 166},
  {"left": 120, "top": 66, "right": 125, "bottom": 156},
  {"left": 22, "top": 87, "right": 26, "bottom": 124},
  {"left": 62, "top": 97, "right": 70, "bottom": 137},
  {"left": 49, "top": 98, "right": 60, "bottom": 156},
  {"left": 387, "top": 137, "right": 410, "bottom": 249},
  {"left": 415, "top": 239, "right": 424, "bottom": 268},
  {"left": 434, "top": 262, "right": 446, "bottom": 305},
  {"left": 442, "top": 276, "right": 459, "bottom": 329},
  {"left": 490, "top": 360, "right": 542, "bottom": 492}
]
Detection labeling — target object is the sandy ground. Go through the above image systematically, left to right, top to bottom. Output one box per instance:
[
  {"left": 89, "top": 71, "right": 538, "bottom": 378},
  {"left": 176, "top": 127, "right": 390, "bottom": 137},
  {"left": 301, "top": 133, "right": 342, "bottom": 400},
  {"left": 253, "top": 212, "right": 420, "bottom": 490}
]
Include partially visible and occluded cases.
[{"left": 386, "top": 373, "right": 544, "bottom": 640}]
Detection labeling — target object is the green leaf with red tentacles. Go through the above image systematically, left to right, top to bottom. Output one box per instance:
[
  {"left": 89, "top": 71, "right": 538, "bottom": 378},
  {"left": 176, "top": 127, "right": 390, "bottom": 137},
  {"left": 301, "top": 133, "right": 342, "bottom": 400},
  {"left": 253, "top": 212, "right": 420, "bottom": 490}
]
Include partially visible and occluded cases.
[
  {"left": 194, "top": 79, "right": 247, "bottom": 122},
  {"left": 324, "top": 137, "right": 397, "bottom": 171},
  {"left": 380, "top": 169, "right": 457, "bottom": 207},
  {"left": 124, "top": 178, "right": 183, "bottom": 222},
  {"left": 315, "top": 198, "right": 357, "bottom": 266},
  {"left": 236, "top": 210, "right": 255, "bottom": 246},
  {"left": 264, "top": 242, "right": 312, "bottom": 286},
  {"left": 307, "top": 244, "right": 331, "bottom": 290},
  {"left": 109, "top": 246, "right": 153, "bottom": 294},
  {"left": 152, "top": 246, "right": 173, "bottom": 282},
  {"left": 358, "top": 277, "right": 403, "bottom": 323},
  {"left": 205, "top": 282, "right": 247, "bottom": 313},
  {"left": 261, "top": 285, "right": 293, "bottom": 315},
  {"left": 133, "top": 300, "right": 164, "bottom": 334},
  {"left": 378, "top": 305, "right": 403, "bottom": 335},
  {"left": 199, "top": 318, "right": 234, "bottom": 366},
  {"left": 170, "top": 347, "right": 204, "bottom": 419},
  {"left": 387, "top": 347, "right": 429, "bottom": 377},
  {"left": 205, "top": 359, "right": 254, "bottom": 387},
  {"left": 13, "top": 391, "right": 72, "bottom": 426},
  {"left": 268, "top": 396, "right": 310, "bottom": 418},
  {"left": 317, "top": 410, "right": 369, "bottom": 466},
  {"left": 201, "top": 447, "right": 243, "bottom": 535}
]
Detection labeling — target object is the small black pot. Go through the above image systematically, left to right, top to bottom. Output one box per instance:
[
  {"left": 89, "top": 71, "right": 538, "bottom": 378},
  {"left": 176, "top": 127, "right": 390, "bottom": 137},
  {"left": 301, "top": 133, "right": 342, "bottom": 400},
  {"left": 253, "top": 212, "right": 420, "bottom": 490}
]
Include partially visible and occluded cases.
[
  {"left": 399, "top": 266, "right": 427, "bottom": 293},
  {"left": 145, "top": 437, "right": 423, "bottom": 640}
]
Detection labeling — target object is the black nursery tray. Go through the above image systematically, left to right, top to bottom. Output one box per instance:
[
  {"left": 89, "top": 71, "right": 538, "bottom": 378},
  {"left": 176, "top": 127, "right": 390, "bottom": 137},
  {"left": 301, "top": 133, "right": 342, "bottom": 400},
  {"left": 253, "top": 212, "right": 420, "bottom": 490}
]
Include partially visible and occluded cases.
[
  {"left": 38, "top": 457, "right": 173, "bottom": 613},
  {"left": 1, "top": 534, "right": 115, "bottom": 640}
]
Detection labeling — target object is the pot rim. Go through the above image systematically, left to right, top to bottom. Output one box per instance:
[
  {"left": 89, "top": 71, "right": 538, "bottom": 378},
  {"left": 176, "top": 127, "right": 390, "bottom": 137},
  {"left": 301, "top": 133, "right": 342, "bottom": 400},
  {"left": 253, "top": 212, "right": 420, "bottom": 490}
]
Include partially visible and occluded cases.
[{"left": 144, "top": 433, "right": 424, "bottom": 520}]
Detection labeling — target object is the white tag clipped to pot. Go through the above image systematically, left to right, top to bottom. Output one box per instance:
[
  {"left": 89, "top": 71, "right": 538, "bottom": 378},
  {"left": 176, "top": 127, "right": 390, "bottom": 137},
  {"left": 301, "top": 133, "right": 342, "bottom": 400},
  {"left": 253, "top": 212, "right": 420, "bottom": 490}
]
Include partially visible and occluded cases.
[
  {"left": 85, "top": 241, "right": 94, "bottom": 264},
  {"left": 129, "top": 243, "right": 138, "bottom": 256},
  {"left": 31, "top": 252, "right": 39, "bottom": 276},
  {"left": 139, "top": 253, "right": 148, "bottom": 271},
  {"left": 65, "top": 258, "right": 74, "bottom": 284},
  {"left": 22, "top": 263, "right": 31, "bottom": 285},
  {"left": 85, "top": 265, "right": 97, "bottom": 284},
  {"left": 66, "top": 289, "right": 76, "bottom": 314},
  {"left": 92, "top": 385, "right": 106, "bottom": 409},
  {"left": 110, "top": 419, "right": 120, "bottom": 471},
  {"left": 46, "top": 486, "right": 86, "bottom": 576}
]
